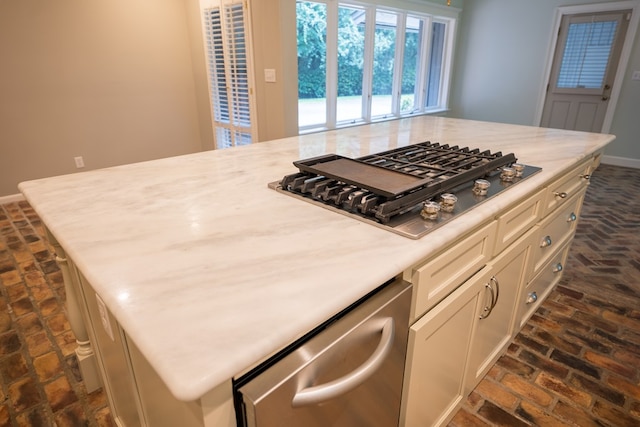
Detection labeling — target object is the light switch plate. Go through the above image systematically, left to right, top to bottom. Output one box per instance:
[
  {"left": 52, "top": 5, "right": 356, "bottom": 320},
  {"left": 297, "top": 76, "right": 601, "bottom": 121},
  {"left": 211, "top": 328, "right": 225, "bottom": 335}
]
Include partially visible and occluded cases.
[
  {"left": 264, "top": 68, "right": 276, "bottom": 83},
  {"left": 632, "top": 70, "right": 640, "bottom": 81}
]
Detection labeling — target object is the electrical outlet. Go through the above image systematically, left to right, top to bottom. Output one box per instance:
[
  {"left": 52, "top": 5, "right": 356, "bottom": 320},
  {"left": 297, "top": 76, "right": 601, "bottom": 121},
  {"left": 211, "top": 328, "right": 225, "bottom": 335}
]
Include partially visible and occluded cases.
[
  {"left": 74, "top": 156, "right": 85, "bottom": 169},
  {"left": 95, "top": 293, "right": 115, "bottom": 341}
]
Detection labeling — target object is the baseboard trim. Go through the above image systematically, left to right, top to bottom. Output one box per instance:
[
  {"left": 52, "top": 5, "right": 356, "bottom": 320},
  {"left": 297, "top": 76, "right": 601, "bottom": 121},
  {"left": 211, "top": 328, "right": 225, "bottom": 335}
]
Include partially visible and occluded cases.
[
  {"left": 601, "top": 155, "right": 640, "bottom": 169},
  {"left": 0, "top": 193, "right": 25, "bottom": 204}
]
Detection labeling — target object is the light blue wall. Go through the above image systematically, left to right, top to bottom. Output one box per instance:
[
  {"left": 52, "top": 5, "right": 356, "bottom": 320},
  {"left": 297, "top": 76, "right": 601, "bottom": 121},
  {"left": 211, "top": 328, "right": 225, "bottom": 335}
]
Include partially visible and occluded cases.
[{"left": 449, "top": 0, "right": 640, "bottom": 163}]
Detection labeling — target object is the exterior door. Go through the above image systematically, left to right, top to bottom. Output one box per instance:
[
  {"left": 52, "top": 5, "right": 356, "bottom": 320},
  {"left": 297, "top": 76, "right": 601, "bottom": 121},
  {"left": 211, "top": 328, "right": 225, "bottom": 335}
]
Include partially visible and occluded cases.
[{"left": 540, "top": 10, "right": 630, "bottom": 132}]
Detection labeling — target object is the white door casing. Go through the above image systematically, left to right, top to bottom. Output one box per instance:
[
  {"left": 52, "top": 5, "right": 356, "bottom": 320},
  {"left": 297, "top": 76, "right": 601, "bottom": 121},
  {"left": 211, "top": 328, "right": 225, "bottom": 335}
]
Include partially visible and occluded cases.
[{"left": 536, "top": 1, "right": 640, "bottom": 133}]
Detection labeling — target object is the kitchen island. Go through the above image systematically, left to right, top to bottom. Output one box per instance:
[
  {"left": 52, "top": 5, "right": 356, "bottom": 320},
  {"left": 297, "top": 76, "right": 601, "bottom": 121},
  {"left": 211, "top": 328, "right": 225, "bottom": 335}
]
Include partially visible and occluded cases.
[{"left": 19, "top": 116, "right": 614, "bottom": 426}]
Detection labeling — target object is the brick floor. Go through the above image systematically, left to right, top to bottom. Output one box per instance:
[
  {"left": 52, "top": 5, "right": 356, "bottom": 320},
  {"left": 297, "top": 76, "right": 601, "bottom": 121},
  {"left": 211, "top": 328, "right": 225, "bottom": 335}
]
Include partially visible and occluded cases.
[
  {"left": 1, "top": 163, "right": 639, "bottom": 426},
  {"left": 0, "top": 201, "right": 113, "bottom": 427}
]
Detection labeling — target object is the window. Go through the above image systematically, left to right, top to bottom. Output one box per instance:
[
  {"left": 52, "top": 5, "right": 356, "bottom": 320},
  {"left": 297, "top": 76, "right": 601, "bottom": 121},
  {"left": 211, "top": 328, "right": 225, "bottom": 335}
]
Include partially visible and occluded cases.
[
  {"left": 297, "top": 1, "right": 456, "bottom": 132},
  {"left": 297, "top": 1, "right": 328, "bottom": 128},
  {"left": 204, "top": 2, "right": 254, "bottom": 149},
  {"left": 336, "top": 4, "right": 366, "bottom": 123},
  {"left": 371, "top": 10, "right": 398, "bottom": 118},
  {"left": 557, "top": 20, "right": 619, "bottom": 89}
]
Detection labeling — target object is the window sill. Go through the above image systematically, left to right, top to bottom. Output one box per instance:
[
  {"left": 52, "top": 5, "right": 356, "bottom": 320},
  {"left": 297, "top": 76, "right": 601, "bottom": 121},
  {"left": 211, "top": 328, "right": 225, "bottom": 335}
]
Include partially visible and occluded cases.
[{"left": 298, "top": 109, "right": 451, "bottom": 136}]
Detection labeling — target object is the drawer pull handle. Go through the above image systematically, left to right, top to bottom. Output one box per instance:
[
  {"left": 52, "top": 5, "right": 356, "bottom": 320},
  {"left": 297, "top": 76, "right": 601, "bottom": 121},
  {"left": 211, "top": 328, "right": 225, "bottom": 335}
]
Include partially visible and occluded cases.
[
  {"left": 580, "top": 174, "right": 591, "bottom": 180},
  {"left": 554, "top": 191, "right": 568, "bottom": 199},
  {"left": 567, "top": 213, "right": 577, "bottom": 222},
  {"left": 540, "top": 236, "right": 552, "bottom": 248},
  {"left": 553, "top": 263, "right": 563, "bottom": 273},
  {"left": 480, "top": 276, "right": 500, "bottom": 319},
  {"left": 526, "top": 292, "right": 538, "bottom": 304},
  {"left": 292, "top": 317, "right": 395, "bottom": 407}
]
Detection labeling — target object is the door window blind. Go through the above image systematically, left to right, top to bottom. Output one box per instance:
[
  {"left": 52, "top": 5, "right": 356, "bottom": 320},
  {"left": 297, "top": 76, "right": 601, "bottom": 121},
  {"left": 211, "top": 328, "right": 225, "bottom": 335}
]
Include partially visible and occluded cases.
[{"left": 557, "top": 20, "right": 618, "bottom": 89}]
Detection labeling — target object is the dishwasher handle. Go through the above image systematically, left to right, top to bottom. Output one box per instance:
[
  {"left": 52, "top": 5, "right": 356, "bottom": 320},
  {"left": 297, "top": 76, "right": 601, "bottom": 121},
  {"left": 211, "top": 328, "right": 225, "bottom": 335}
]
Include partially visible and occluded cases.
[{"left": 291, "top": 317, "right": 395, "bottom": 407}]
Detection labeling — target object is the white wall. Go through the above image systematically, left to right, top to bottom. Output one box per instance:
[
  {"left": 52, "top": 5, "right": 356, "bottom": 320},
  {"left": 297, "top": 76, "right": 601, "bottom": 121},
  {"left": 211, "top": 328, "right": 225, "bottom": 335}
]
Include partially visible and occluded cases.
[
  {"left": 0, "top": 0, "right": 208, "bottom": 197},
  {"left": 250, "top": 0, "right": 300, "bottom": 141},
  {"left": 449, "top": 0, "right": 640, "bottom": 164},
  {"left": 608, "top": 16, "right": 640, "bottom": 163}
]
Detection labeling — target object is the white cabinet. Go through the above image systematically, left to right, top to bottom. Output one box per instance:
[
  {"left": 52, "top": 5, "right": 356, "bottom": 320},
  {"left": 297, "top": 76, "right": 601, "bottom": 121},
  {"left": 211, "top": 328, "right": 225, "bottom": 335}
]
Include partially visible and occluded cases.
[
  {"left": 51, "top": 151, "right": 602, "bottom": 427},
  {"left": 401, "top": 152, "right": 601, "bottom": 427},
  {"left": 541, "top": 159, "right": 592, "bottom": 217},
  {"left": 493, "top": 189, "right": 544, "bottom": 256},
  {"left": 532, "top": 189, "right": 585, "bottom": 274},
  {"left": 404, "top": 221, "right": 497, "bottom": 322},
  {"left": 401, "top": 227, "right": 536, "bottom": 426},
  {"left": 466, "top": 228, "right": 535, "bottom": 391},
  {"left": 517, "top": 240, "right": 571, "bottom": 329},
  {"left": 68, "top": 261, "right": 235, "bottom": 427},
  {"left": 401, "top": 266, "right": 485, "bottom": 427},
  {"left": 72, "top": 271, "right": 143, "bottom": 427}
]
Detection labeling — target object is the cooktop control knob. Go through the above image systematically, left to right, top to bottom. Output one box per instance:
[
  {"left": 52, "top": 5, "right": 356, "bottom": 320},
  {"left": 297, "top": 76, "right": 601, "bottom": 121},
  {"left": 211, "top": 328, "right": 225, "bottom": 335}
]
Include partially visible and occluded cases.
[
  {"left": 512, "top": 163, "right": 525, "bottom": 177},
  {"left": 500, "top": 167, "right": 516, "bottom": 182},
  {"left": 473, "top": 179, "right": 491, "bottom": 196},
  {"left": 440, "top": 193, "right": 458, "bottom": 212},
  {"left": 420, "top": 201, "right": 441, "bottom": 220}
]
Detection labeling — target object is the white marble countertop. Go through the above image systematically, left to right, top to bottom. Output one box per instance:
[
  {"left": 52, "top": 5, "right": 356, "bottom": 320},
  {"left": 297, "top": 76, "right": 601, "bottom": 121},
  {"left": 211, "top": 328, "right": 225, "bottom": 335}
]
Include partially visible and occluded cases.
[{"left": 19, "top": 116, "right": 614, "bottom": 401}]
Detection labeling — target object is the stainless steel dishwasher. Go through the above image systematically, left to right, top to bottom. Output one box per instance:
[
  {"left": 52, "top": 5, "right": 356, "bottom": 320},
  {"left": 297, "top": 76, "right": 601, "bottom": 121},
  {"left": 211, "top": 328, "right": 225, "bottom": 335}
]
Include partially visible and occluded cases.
[{"left": 234, "top": 278, "right": 412, "bottom": 427}]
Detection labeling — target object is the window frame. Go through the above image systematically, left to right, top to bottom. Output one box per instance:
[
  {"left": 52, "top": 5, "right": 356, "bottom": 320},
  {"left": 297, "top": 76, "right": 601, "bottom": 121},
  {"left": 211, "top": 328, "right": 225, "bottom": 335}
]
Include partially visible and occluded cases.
[{"left": 297, "top": 0, "right": 458, "bottom": 134}]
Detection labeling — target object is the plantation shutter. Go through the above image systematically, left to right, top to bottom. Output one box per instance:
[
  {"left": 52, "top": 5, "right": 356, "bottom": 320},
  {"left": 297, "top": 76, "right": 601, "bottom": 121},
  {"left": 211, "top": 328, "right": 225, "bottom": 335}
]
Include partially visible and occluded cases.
[{"left": 204, "top": 1, "right": 254, "bottom": 149}]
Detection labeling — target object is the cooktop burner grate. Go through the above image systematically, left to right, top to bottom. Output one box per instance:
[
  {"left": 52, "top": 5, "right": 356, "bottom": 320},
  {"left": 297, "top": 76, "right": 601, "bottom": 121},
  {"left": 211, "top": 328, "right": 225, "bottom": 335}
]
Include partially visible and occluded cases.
[
  {"left": 269, "top": 141, "right": 541, "bottom": 238},
  {"left": 279, "top": 142, "right": 515, "bottom": 221}
]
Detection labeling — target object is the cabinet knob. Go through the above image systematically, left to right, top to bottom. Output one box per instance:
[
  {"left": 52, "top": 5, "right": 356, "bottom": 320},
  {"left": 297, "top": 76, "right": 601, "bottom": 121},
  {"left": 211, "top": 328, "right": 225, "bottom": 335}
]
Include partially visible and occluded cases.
[
  {"left": 580, "top": 174, "right": 591, "bottom": 180},
  {"left": 554, "top": 191, "right": 568, "bottom": 199},
  {"left": 567, "top": 212, "right": 577, "bottom": 222},
  {"left": 540, "top": 236, "right": 552, "bottom": 247},
  {"left": 553, "top": 263, "right": 563, "bottom": 273},
  {"left": 526, "top": 292, "right": 538, "bottom": 304}
]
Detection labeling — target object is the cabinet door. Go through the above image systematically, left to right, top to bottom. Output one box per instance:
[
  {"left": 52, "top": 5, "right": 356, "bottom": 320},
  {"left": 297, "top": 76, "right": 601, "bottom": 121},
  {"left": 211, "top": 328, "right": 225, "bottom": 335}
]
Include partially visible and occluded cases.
[
  {"left": 466, "top": 230, "right": 535, "bottom": 392},
  {"left": 401, "top": 268, "right": 486, "bottom": 427}
]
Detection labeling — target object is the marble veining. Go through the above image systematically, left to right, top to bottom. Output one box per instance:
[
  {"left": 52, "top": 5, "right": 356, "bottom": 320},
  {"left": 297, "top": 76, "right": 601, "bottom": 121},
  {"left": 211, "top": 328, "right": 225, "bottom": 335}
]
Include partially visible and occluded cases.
[{"left": 18, "top": 116, "right": 614, "bottom": 401}]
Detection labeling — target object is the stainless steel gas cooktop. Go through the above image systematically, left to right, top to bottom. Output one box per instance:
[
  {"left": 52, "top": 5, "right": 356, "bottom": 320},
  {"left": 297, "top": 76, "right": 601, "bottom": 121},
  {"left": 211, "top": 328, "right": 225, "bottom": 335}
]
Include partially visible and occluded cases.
[{"left": 269, "top": 141, "right": 541, "bottom": 239}]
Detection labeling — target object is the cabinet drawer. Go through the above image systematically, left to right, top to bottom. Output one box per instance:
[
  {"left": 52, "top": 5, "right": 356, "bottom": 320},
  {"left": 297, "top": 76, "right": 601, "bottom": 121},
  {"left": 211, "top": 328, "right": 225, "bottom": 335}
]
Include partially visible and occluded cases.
[
  {"left": 543, "top": 158, "right": 592, "bottom": 216},
  {"left": 493, "top": 188, "right": 544, "bottom": 256},
  {"left": 532, "top": 189, "right": 585, "bottom": 274},
  {"left": 405, "top": 221, "right": 497, "bottom": 321},
  {"left": 517, "top": 241, "right": 570, "bottom": 329}
]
